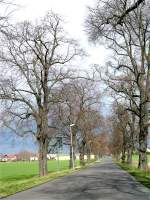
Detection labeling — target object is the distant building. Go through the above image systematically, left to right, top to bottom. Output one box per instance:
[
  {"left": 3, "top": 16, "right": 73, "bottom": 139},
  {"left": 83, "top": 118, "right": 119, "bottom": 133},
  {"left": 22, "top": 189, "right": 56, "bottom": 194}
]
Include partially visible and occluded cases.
[
  {"left": 16, "top": 151, "right": 38, "bottom": 161},
  {"left": 0, "top": 152, "right": 39, "bottom": 162},
  {"left": 0, "top": 153, "right": 96, "bottom": 162},
  {"left": 0, "top": 154, "right": 17, "bottom": 162},
  {"left": 47, "top": 154, "right": 57, "bottom": 160},
  {"left": 47, "top": 154, "right": 95, "bottom": 160},
  {"left": 30, "top": 156, "right": 38, "bottom": 161}
]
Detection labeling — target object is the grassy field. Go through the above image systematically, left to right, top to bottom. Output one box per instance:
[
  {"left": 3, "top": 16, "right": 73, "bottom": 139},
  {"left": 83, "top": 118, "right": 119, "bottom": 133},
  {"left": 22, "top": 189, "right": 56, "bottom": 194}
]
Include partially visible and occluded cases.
[
  {"left": 0, "top": 160, "right": 80, "bottom": 198},
  {"left": 0, "top": 160, "right": 78, "bottom": 181}
]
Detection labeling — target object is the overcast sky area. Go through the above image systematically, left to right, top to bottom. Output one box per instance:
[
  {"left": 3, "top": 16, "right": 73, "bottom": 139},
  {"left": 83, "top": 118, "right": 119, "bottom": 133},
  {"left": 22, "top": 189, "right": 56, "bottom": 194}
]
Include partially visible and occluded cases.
[
  {"left": 0, "top": 0, "right": 112, "bottom": 154},
  {"left": 13, "top": 0, "right": 109, "bottom": 68}
]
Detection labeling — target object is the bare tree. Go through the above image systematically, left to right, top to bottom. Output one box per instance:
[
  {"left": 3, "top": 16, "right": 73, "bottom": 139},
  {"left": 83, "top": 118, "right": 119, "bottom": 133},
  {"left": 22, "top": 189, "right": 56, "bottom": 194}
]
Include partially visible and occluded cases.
[
  {"left": 86, "top": 0, "right": 150, "bottom": 170},
  {"left": 86, "top": 0, "right": 146, "bottom": 30},
  {"left": 116, "top": 0, "right": 145, "bottom": 24},
  {"left": 0, "top": 12, "right": 83, "bottom": 176},
  {"left": 55, "top": 78, "right": 101, "bottom": 166},
  {"left": 77, "top": 107, "right": 102, "bottom": 165},
  {"left": 109, "top": 119, "right": 123, "bottom": 161},
  {"left": 92, "top": 131, "right": 110, "bottom": 159}
]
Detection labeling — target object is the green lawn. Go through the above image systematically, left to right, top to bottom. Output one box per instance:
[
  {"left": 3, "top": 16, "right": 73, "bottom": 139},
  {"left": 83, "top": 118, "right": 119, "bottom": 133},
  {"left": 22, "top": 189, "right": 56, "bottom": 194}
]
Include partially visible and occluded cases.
[
  {"left": 0, "top": 160, "right": 80, "bottom": 198},
  {"left": 0, "top": 160, "right": 78, "bottom": 181}
]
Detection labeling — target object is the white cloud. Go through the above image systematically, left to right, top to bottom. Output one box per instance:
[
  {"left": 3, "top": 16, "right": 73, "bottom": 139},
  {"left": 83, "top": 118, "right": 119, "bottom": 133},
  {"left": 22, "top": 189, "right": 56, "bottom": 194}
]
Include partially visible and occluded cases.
[{"left": 14, "top": 0, "right": 109, "bottom": 68}]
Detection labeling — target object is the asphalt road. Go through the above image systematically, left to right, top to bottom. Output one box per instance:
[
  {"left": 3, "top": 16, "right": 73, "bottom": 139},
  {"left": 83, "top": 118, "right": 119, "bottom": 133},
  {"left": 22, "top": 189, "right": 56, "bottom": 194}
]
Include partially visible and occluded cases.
[{"left": 3, "top": 158, "right": 150, "bottom": 200}]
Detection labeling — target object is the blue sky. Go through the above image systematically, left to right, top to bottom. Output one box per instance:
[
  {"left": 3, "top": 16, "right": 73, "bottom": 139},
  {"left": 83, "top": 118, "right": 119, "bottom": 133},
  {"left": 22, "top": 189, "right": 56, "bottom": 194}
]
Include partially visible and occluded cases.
[
  {"left": 0, "top": 131, "right": 38, "bottom": 154},
  {"left": 0, "top": 132, "right": 71, "bottom": 154}
]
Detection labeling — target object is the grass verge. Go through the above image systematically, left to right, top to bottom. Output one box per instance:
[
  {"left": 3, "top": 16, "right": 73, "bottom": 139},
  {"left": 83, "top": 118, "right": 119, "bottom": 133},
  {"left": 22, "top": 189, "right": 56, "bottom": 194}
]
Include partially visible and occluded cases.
[
  {"left": 0, "top": 160, "right": 95, "bottom": 198},
  {"left": 118, "top": 163, "right": 150, "bottom": 189},
  {"left": 0, "top": 169, "right": 72, "bottom": 198}
]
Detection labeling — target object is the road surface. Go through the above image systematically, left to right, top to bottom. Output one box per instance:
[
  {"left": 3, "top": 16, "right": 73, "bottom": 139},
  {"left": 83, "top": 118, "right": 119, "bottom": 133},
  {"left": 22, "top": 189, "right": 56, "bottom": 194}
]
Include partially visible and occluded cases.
[{"left": 3, "top": 158, "right": 150, "bottom": 200}]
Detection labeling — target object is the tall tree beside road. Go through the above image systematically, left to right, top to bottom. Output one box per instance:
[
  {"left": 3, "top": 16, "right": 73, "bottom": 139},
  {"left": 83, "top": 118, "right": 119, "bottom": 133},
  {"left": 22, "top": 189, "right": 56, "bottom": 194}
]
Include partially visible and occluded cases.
[
  {"left": 86, "top": 0, "right": 150, "bottom": 170},
  {"left": 0, "top": 12, "right": 83, "bottom": 176}
]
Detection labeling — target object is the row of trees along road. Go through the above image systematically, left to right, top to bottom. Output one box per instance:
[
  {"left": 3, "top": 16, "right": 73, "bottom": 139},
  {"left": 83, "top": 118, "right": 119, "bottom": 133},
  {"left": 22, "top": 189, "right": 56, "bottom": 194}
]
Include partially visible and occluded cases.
[
  {"left": 86, "top": 0, "right": 150, "bottom": 170},
  {"left": 0, "top": 7, "right": 109, "bottom": 176},
  {"left": 54, "top": 79, "right": 109, "bottom": 167}
]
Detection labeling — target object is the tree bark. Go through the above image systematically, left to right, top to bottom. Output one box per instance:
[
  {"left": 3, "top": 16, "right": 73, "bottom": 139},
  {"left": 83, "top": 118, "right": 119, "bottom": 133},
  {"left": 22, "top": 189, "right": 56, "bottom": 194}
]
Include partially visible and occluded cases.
[
  {"left": 138, "top": 83, "right": 148, "bottom": 170},
  {"left": 37, "top": 108, "right": 49, "bottom": 176},
  {"left": 127, "top": 113, "right": 135, "bottom": 165},
  {"left": 121, "top": 131, "right": 126, "bottom": 163},
  {"left": 138, "top": 132, "right": 148, "bottom": 170},
  {"left": 38, "top": 136, "right": 48, "bottom": 176},
  {"left": 79, "top": 140, "right": 85, "bottom": 166},
  {"left": 86, "top": 143, "right": 91, "bottom": 162},
  {"left": 69, "top": 146, "right": 73, "bottom": 168},
  {"left": 127, "top": 146, "right": 133, "bottom": 165},
  {"left": 121, "top": 149, "right": 126, "bottom": 163}
]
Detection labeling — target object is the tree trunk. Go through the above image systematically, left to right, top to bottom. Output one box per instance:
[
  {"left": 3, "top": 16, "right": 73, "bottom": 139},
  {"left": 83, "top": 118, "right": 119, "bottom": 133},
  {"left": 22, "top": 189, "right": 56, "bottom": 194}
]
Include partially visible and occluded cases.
[
  {"left": 38, "top": 59, "right": 49, "bottom": 176},
  {"left": 138, "top": 75, "right": 148, "bottom": 170},
  {"left": 138, "top": 97, "right": 148, "bottom": 170},
  {"left": 37, "top": 108, "right": 49, "bottom": 176},
  {"left": 127, "top": 113, "right": 135, "bottom": 165},
  {"left": 121, "top": 132, "right": 126, "bottom": 163},
  {"left": 138, "top": 133, "right": 148, "bottom": 170},
  {"left": 38, "top": 137, "right": 48, "bottom": 176},
  {"left": 79, "top": 140, "right": 85, "bottom": 166},
  {"left": 86, "top": 144, "right": 91, "bottom": 162},
  {"left": 121, "top": 144, "right": 126, "bottom": 163},
  {"left": 69, "top": 146, "right": 73, "bottom": 168},
  {"left": 127, "top": 146, "right": 133, "bottom": 165},
  {"left": 115, "top": 154, "right": 120, "bottom": 161}
]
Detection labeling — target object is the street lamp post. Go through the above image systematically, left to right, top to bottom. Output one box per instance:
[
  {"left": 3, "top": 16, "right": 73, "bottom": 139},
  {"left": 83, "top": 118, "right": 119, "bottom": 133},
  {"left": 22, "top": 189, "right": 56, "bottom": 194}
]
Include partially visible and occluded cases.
[{"left": 70, "top": 124, "right": 75, "bottom": 169}]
